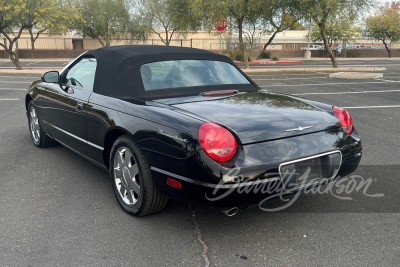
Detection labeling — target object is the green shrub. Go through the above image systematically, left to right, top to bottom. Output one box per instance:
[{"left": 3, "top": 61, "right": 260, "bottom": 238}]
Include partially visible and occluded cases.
[
  {"left": 224, "top": 49, "right": 251, "bottom": 62},
  {"left": 258, "top": 50, "right": 271, "bottom": 59},
  {"left": 272, "top": 55, "right": 279, "bottom": 61}
]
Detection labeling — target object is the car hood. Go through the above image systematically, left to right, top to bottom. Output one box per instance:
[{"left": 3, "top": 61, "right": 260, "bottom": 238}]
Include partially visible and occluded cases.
[{"left": 170, "top": 91, "right": 341, "bottom": 144}]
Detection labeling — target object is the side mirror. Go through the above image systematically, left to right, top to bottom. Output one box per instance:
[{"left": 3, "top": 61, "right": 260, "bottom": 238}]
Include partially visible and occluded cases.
[{"left": 42, "top": 71, "right": 59, "bottom": 83}]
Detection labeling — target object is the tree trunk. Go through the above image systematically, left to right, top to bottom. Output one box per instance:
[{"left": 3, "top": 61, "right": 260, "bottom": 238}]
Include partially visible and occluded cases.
[
  {"left": 237, "top": 18, "right": 249, "bottom": 69},
  {"left": 319, "top": 23, "right": 338, "bottom": 68},
  {"left": 165, "top": 28, "right": 169, "bottom": 46},
  {"left": 0, "top": 29, "right": 24, "bottom": 70},
  {"left": 28, "top": 29, "right": 36, "bottom": 58},
  {"left": 168, "top": 30, "right": 175, "bottom": 47},
  {"left": 263, "top": 31, "right": 279, "bottom": 51},
  {"left": 105, "top": 34, "right": 111, "bottom": 47},
  {"left": 96, "top": 37, "right": 106, "bottom": 47},
  {"left": 249, "top": 37, "right": 254, "bottom": 58},
  {"left": 31, "top": 39, "right": 35, "bottom": 58},
  {"left": 383, "top": 39, "right": 391, "bottom": 58},
  {"left": 9, "top": 53, "right": 22, "bottom": 70}
]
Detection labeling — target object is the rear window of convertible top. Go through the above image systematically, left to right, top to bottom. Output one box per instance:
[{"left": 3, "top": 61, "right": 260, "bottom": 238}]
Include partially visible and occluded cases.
[{"left": 140, "top": 60, "right": 250, "bottom": 91}]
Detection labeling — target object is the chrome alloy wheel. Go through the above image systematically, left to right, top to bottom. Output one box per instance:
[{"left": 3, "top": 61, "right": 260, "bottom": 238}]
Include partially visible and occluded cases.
[
  {"left": 29, "top": 105, "right": 40, "bottom": 144},
  {"left": 113, "top": 147, "right": 141, "bottom": 205}
]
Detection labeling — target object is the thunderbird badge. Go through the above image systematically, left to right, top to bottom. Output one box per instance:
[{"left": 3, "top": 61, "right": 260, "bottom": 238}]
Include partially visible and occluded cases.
[{"left": 283, "top": 126, "right": 315, "bottom": 132}]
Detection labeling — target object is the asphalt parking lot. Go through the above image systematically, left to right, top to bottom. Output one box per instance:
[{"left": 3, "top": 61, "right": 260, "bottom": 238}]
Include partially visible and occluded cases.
[{"left": 1, "top": 62, "right": 399, "bottom": 266}]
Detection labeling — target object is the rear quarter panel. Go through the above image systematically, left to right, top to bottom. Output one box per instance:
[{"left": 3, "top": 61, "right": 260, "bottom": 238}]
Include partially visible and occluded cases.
[{"left": 86, "top": 93, "right": 204, "bottom": 167}]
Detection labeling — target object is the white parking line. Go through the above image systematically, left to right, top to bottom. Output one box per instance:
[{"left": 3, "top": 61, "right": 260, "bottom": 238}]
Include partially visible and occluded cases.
[
  {"left": 27, "top": 62, "right": 40, "bottom": 65},
  {"left": 361, "top": 63, "right": 400, "bottom": 66},
  {"left": 315, "top": 72, "right": 331, "bottom": 75},
  {"left": 376, "top": 72, "right": 400, "bottom": 75},
  {"left": 250, "top": 73, "right": 322, "bottom": 76},
  {"left": 254, "top": 77, "right": 327, "bottom": 81},
  {"left": 375, "top": 79, "right": 400, "bottom": 83},
  {"left": 0, "top": 81, "right": 32, "bottom": 84},
  {"left": 259, "top": 81, "right": 387, "bottom": 87},
  {"left": 293, "top": 89, "right": 400, "bottom": 96},
  {"left": 0, "top": 99, "right": 20, "bottom": 101},
  {"left": 343, "top": 105, "right": 400, "bottom": 109}
]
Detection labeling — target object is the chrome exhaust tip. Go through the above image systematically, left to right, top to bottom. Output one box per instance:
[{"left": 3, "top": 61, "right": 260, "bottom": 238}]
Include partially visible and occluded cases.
[{"left": 222, "top": 207, "right": 239, "bottom": 216}]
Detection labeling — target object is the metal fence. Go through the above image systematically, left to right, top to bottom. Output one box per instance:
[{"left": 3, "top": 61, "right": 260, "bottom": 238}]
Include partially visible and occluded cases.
[
  {"left": 8, "top": 36, "right": 393, "bottom": 52},
  {"left": 10, "top": 36, "right": 314, "bottom": 51}
]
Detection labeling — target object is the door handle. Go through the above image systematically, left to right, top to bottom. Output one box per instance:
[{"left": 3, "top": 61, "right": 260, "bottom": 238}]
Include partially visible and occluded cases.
[{"left": 76, "top": 102, "right": 84, "bottom": 112}]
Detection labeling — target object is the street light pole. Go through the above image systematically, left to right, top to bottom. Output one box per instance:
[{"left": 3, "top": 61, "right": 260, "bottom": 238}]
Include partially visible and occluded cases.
[
  {"left": 304, "top": 18, "right": 312, "bottom": 59},
  {"left": 308, "top": 18, "right": 311, "bottom": 51},
  {"left": 220, "top": 32, "right": 222, "bottom": 54}
]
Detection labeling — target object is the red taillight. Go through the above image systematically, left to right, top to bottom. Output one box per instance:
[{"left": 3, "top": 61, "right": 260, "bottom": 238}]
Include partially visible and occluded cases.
[
  {"left": 333, "top": 106, "right": 353, "bottom": 134},
  {"left": 199, "top": 122, "right": 237, "bottom": 161}
]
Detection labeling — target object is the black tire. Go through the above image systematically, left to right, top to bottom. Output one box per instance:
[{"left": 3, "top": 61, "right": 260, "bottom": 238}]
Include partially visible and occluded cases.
[
  {"left": 27, "top": 101, "right": 57, "bottom": 148},
  {"left": 109, "top": 135, "right": 168, "bottom": 216}
]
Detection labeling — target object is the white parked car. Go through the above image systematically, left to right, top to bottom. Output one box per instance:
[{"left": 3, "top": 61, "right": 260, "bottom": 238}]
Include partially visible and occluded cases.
[{"left": 301, "top": 45, "right": 324, "bottom": 50}]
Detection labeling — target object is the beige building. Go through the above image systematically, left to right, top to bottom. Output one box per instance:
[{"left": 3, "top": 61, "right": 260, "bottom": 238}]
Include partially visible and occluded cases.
[
  {"left": 2, "top": 29, "right": 393, "bottom": 51},
  {"left": 2, "top": 30, "right": 309, "bottom": 51}
]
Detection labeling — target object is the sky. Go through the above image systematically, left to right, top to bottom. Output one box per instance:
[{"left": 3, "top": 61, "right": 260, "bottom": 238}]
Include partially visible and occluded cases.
[{"left": 364, "top": 0, "right": 390, "bottom": 16}]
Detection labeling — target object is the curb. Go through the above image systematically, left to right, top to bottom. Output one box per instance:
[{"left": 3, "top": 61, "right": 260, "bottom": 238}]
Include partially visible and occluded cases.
[
  {"left": 241, "top": 66, "right": 386, "bottom": 73},
  {"left": 0, "top": 68, "right": 62, "bottom": 74},
  {"left": 329, "top": 72, "right": 384, "bottom": 79}
]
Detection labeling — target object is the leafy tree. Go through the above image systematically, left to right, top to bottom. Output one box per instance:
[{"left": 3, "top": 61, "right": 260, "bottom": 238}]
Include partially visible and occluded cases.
[
  {"left": 0, "top": 0, "right": 32, "bottom": 69},
  {"left": 24, "top": 0, "right": 81, "bottom": 58},
  {"left": 75, "top": 0, "right": 131, "bottom": 47},
  {"left": 136, "top": 0, "right": 200, "bottom": 46},
  {"left": 193, "top": 0, "right": 263, "bottom": 68},
  {"left": 225, "top": 0, "right": 263, "bottom": 68},
  {"left": 261, "top": 0, "right": 303, "bottom": 50},
  {"left": 300, "top": 0, "right": 372, "bottom": 68},
  {"left": 365, "top": 1, "right": 400, "bottom": 58},
  {"left": 230, "top": 8, "right": 263, "bottom": 60},
  {"left": 310, "top": 15, "right": 361, "bottom": 48},
  {"left": 241, "top": 17, "right": 262, "bottom": 58},
  {"left": 288, "top": 21, "right": 306, "bottom": 30}
]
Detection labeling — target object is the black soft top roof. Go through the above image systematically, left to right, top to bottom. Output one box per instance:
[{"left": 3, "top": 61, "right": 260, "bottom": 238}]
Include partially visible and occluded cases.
[
  {"left": 83, "top": 45, "right": 256, "bottom": 100},
  {"left": 87, "top": 45, "right": 230, "bottom": 64}
]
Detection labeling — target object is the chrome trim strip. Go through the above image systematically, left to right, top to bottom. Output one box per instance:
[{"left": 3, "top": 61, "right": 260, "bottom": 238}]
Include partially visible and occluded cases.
[
  {"left": 44, "top": 120, "right": 104, "bottom": 151},
  {"left": 278, "top": 150, "right": 342, "bottom": 191},
  {"left": 151, "top": 166, "right": 280, "bottom": 189}
]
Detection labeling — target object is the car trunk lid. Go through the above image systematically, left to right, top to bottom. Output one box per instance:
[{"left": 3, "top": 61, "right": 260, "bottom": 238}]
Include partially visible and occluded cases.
[{"left": 166, "top": 91, "right": 340, "bottom": 144}]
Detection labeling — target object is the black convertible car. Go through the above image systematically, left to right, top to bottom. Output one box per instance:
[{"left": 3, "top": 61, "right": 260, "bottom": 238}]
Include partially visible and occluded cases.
[{"left": 26, "top": 46, "right": 362, "bottom": 216}]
